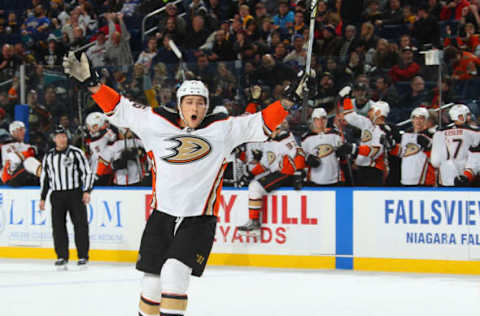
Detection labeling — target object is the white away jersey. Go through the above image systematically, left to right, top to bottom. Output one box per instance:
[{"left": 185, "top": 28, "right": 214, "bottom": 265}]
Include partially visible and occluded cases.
[
  {"left": 102, "top": 94, "right": 284, "bottom": 217},
  {"left": 344, "top": 111, "right": 385, "bottom": 168},
  {"left": 431, "top": 125, "right": 480, "bottom": 186},
  {"left": 86, "top": 128, "right": 117, "bottom": 174},
  {"left": 302, "top": 130, "right": 342, "bottom": 184},
  {"left": 397, "top": 131, "right": 434, "bottom": 185},
  {"left": 258, "top": 132, "right": 298, "bottom": 173},
  {"left": 101, "top": 138, "right": 145, "bottom": 185},
  {"left": 1, "top": 142, "right": 36, "bottom": 174}
]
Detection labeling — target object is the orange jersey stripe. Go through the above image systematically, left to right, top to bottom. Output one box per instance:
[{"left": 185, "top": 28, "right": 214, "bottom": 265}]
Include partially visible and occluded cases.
[
  {"left": 91, "top": 85, "right": 121, "bottom": 114},
  {"left": 261, "top": 101, "right": 288, "bottom": 133}
]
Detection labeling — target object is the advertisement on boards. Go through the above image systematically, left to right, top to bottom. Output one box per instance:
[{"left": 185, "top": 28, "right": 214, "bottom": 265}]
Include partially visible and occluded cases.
[
  {"left": 0, "top": 188, "right": 147, "bottom": 251},
  {"left": 211, "top": 190, "right": 336, "bottom": 256},
  {"left": 354, "top": 190, "right": 480, "bottom": 260}
]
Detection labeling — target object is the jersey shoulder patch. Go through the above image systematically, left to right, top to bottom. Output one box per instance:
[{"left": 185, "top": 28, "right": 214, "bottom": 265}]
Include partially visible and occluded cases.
[
  {"left": 152, "top": 106, "right": 182, "bottom": 128},
  {"left": 199, "top": 112, "right": 229, "bottom": 129}
]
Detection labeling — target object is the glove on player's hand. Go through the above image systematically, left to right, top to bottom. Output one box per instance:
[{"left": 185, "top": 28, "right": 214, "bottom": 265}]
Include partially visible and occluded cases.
[
  {"left": 63, "top": 51, "right": 99, "bottom": 87},
  {"left": 282, "top": 70, "right": 315, "bottom": 109},
  {"left": 416, "top": 134, "right": 432, "bottom": 150},
  {"left": 336, "top": 143, "right": 358, "bottom": 157},
  {"left": 306, "top": 154, "right": 321, "bottom": 167},
  {"left": 236, "top": 173, "right": 254, "bottom": 188},
  {"left": 454, "top": 175, "right": 470, "bottom": 187}
]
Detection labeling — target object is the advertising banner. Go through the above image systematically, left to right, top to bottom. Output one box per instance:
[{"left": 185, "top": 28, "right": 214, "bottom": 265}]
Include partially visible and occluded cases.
[{"left": 354, "top": 190, "right": 480, "bottom": 260}]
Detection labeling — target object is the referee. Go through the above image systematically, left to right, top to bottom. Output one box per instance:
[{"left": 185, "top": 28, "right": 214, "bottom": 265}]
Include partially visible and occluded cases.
[{"left": 39, "top": 125, "right": 94, "bottom": 268}]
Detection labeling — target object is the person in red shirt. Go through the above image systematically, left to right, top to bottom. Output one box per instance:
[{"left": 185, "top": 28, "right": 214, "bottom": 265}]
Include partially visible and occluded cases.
[
  {"left": 389, "top": 46, "right": 420, "bottom": 82},
  {"left": 444, "top": 46, "right": 480, "bottom": 80}
]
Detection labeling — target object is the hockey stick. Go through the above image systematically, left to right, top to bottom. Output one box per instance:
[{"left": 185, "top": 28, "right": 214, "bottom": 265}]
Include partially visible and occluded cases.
[
  {"left": 301, "top": 0, "right": 318, "bottom": 123},
  {"left": 168, "top": 39, "right": 186, "bottom": 82},
  {"left": 395, "top": 103, "right": 454, "bottom": 127}
]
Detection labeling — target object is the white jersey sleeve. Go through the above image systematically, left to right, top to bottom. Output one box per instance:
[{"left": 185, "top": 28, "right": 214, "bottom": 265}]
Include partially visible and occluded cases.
[{"left": 431, "top": 131, "right": 446, "bottom": 168}]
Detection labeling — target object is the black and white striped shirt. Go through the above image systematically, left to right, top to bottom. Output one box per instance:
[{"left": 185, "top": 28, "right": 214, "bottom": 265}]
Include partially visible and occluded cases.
[{"left": 40, "top": 145, "right": 94, "bottom": 200}]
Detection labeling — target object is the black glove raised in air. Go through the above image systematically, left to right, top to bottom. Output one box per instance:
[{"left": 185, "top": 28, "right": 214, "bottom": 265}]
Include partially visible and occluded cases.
[{"left": 306, "top": 154, "right": 321, "bottom": 168}]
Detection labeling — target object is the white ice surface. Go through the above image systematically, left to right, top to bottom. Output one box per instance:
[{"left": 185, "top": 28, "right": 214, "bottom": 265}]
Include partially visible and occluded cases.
[{"left": 0, "top": 259, "right": 479, "bottom": 316}]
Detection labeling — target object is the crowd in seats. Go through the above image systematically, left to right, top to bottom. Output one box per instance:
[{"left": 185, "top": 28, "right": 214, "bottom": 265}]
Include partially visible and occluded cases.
[{"left": 0, "top": 0, "right": 479, "bottom": 187}]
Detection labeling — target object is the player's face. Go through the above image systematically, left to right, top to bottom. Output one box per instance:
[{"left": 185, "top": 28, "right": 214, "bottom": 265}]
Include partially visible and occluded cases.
[
  {"left": 180, "top": 95, "right": 208, "bottom": 128},
  {"left": 412, "top": 115, "right": 426, "bottom": 132},
  {"left": 313, "top": 117, "right": 327, "bottom": 130},
  {"left": 12, "top": 127, "right": 25, "bottom": 141},
  {"left": 54, "top": 133, "right": 68, "bottom": 150}
]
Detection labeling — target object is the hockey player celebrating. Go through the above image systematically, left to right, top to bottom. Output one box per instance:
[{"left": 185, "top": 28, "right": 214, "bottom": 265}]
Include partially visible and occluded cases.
[
  {"left": 63, "top": 51, "right": 307, "bottom": 316},
  {"left": 336, "top": 97, "right": 391, "bottom": 186},
  {"left": 431, "top": 104, "right": 480, "bottom": 186},
  {"left": 390, "top": 107, "right": 435, "bottom": 186},
  {"left": 301, "top": 108, "right": 343, "bottom": 186},
  {"left": 84, "top": 111, "right": 116, "bottom": 179},
  {"left": 237, "top": 120, "right": 305, "bottom": 232},
  {"left": 1, "top": 121, "right": 42, "bottom": 186},
  {"left": 97, "top": 128, "right": 146, "bottom": 186}
]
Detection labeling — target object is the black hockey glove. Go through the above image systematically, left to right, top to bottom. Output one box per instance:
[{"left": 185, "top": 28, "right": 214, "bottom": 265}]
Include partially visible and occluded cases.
[
  {"left": 63, "top": 51, "right": 100, "bottom": 87},
  {"left": 282, "top": 70, "right": 315, "bottom": 110},
  {"left": 416, "top": 134, "right": 432, "bottom": 150},
  {"left": 336, "top": 143, "right": 358, "bottom": 158},
  {"left": 470, "top": 144, "right": 480, "bottom": 152},
  {"left": 122, "top": 149, "right": 138, "bottom": 161},
  {"left": 252, "top": 149, "right": 263, "bottom": 162},
  {"left": 306, "top": 154, "right": 321, "bottom": 168},
  {"left": 112, "top": 158, "right": 128, "bottom": 170},
  {"left": 293, "top": 171, "right": 303, "bottom": 190},
  {"left": 236, "top": 173, "right": 254, "bottom": 188},
  {"left": 454, "top": 175, "right": 470, "bottom": 187}
]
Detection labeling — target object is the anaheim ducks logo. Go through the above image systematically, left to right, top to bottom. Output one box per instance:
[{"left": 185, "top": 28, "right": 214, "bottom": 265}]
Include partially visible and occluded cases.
[
  {"left": 361, "top": 130, "right": 373, "bottom": 142},
  {"left": 162, "top": 135, "right": 211, "bottom": 164},
  {"left": 404, "top": 143, "right": 421, "bottom": 157},
  {"left": 315, "top": 144, "right": 334, "bottom": 158},
  {"left": 266, "top": 151, "right": 276, "bottom": 165}
]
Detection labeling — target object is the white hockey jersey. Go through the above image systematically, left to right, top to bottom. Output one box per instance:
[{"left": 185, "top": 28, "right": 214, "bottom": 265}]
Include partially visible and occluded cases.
[
  {"left": 92, "top": 85, "right": 287, "bottom": 217},
  {"left": 344, "top": 111, "right": 385, "bottom": 169},
  {"left": 431, "top": 125, "right": 480, "bottom": 186},
  {"left": 85, "top": 128, "right": 117, "bottom": 174},
  {"left": 301, "top": 129, "right": 342, "bottom": 185},
  {"left": 392, "top": 131, "right": 435, "bottom": 185},
  {"left": 257, "top": 132, "right": 299, "bottom": 174},
  {"left": 101, "top": 138, "right": 145, "bottom": 185},
  {"left": 1, "top": 141, "right": 36, "bottom": 182}
]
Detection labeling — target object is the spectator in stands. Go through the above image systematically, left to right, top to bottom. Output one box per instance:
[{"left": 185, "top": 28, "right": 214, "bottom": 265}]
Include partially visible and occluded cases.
[
  {"left": 273, "top": 0, "right": 294, "bottom": 32},
  {"left": 362, "top": 0, "right": 383, "bottom": 24},
  {"left": 375, "top": 0, "right": 403, "bottom": 27},
  {"left": 428, "top": 0, "right": 443, "bottom": 20},
  {"left": 440, "top": 0, "right": 471, "bottom": 21},
  {"left": 254, "top": 2, "right": 269, "bottom": 30},
  {"left": 77, "top": 3, "right": 98, "bottom": 35},
  {"left": 158, "top": 3, "right": 186, "bottom": 38},
  {"left": 24, "top": 4, "right": 51, "bottom": 41},
  {"left": 239, "top": 4, "right": 254, "bottom": 28},
  {"left": 413, "top": 4, "right": 442, "bottom": 50},
  {"left": 61, "top": 9, "right": 83, "bottom": 43},
  {"left": 105, "top": 12, "right": 133, "bottom": 67},
  {"left": 184, "top": 15, "right": 210, "bottom": 50},
  {"left": 158, "top": 16, "right": 185, "bottom": 46},
  {"left": 358, "top": 21, "right": 377, "bottom": 50},
  {"left": 445, "top": 22, "right": 480, "bottom": 54},
  {"left": 317, "top": 24, "right": 343, "bottom": 57},
  {"left": 339, "top": 25, "right": 359, "bottom": 63},
  {"left": 69, "top": 26, "right": 88, "bottom": 51},
  {"left": 209, "top": 29, "right": 235, "bottom": 61},
  {"left": 86, "top": 32, "right": 107, "bottom": 68},
  {"left": 153, "top": 34, "right": 180, "bottom": 66},
  {"left": 284, "top": 34, "right": 306, "bottom": 68},
  {"left": 39, "top": 37, "right": 65, "bottom": 69},
  {"left": 136, "top": 37, "right": 157, "bottom": 69},
  {"left": 372, "top": 38, "right": 400, "bottom": 70},
  {"left": 273, "top": 42, "right": 288, "bottom": 60},
  {"left": 0, "top": 44, "right": 21, "bottom": 82},
  {"left": 389, "top": 46, "right": 420, "bottom": 82},
  {"left": 444, "top": 46, "right": 480, "bottom": 80},
  {"left": 193, "top": 51, "right": 216, "bottom": 89},
  {"left": 344, "top": 51, "right": 364, "bottom": 79},
  {"left": 253, "top": 54, "right": 295, "bottom": 87},
  {"left": 215, "top": 62, "right": 236, "bottom": 100},
  {"left": 314, "top": 72, "right": 337, "bottom": 114},
  {"left": 373, "top": 74, "right": 399, "bottom": 107},
  {"left": 396, "top": 75, "right": 429, "bottom": 121},
  {"left": 44, "top": 86, "right": 70, "bottom": 122},
  {"left": 27, "top": 89, "right": 52, "bottom": 134},
  {"left": 0, "top": 91, "right": 13, "bottom": 120}
]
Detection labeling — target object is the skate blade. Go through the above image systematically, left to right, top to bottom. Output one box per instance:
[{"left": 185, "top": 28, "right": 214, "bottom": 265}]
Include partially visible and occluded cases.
[{"left": 55, "top": 265, "right": 68, "bottom": 271}]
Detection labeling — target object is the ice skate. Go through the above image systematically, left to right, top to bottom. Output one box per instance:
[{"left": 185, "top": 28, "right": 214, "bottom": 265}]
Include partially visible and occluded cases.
[
  {"left": 237, "top": 219, "right": 261, "bottom": 233},
  {"left": 54, "top": 258, "right": 68, "bottom": 271}
]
